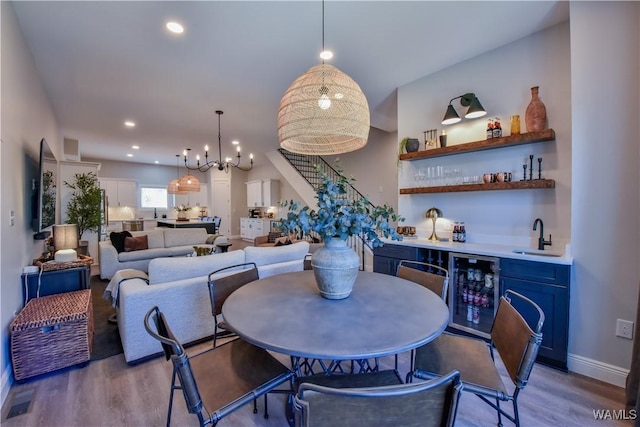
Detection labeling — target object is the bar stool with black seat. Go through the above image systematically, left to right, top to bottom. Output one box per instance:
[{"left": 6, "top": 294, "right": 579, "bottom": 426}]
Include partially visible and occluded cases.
[
  {"left": 406, "top": 289, "right": 544, "bottom": 427},
  {"left": 144, "top": 306, "right": 294, "bottom": 427},
  {"left": 294, "top": 369, "right": 462, "bottom": 427}
]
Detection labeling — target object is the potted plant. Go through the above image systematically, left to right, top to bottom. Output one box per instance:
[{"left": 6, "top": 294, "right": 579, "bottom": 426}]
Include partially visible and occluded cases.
[
  {"left": 399, "top": 137, "right": 420, "bottom": 154},
  {"left": 279, "top": 162, "right": 403, "bottom": 299},
  {"left": 64, "top": 171, "right": 102, "bottom": 255},
  {"left": 173, "top": 204, "right": 192, "bottom": 221}
]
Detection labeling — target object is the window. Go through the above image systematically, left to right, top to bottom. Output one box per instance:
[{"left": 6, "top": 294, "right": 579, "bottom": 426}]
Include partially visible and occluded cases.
[{"left": 140, "top": 187, "right": 168, "bottom": 209}]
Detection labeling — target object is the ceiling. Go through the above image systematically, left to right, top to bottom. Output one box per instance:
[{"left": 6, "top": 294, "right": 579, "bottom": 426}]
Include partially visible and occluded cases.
[{"left": 12, "top": 1, "right": 569, "bottom": 167}]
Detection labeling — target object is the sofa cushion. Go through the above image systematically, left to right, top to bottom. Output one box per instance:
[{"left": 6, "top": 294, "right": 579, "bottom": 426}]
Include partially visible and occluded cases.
[
  {"left": 163, "top": 228, "right": 209, "bottom": 247},
  {"left": 130, "top": 230, "right": 165, "bottom": 249},
  {"left": 110, "top": 231, "right": 132, "bottom": 253},
  {"left": 124, "top": 235, "right": 148, "bottom": 252},
  {"left": 244, "top": 241, "right": 310, "bottom": 267},
  {"left": 118, "top": 247, "right": 173, "bottom": 262},
  {"left": 148, "top": 250, "right": 245, "bottom": 285}
]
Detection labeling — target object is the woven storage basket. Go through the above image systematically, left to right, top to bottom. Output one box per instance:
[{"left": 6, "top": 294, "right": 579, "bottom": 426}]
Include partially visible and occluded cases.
[{"left": 10, "top": 290, "right": 93, "bottom": 381}]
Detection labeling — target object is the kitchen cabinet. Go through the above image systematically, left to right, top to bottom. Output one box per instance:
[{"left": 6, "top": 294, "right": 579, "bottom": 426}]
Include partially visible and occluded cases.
[
  {"left": 398, "top": 129, "right": 556, "bottom": 194},
  {"left": 100, "top": 179, "right": 137, "bottom": 207},
  {"left": 246, "top": 179, "right": 280, "bottom": 207},
  {"left": 240, "top": 218, "right": 271, "bottom": 241},
  {"left": 373, "top": 244, "right": 448, "bottom": 276},
  {"left": 499, "top": 258, "right": 569, "bottom": 371}
]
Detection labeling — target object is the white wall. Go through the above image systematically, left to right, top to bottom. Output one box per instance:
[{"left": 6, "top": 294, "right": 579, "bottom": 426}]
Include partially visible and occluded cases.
[
  {"left": 0, "top": 1, "right": 61, "bottom": 403},
  {"left": 569, "top": 1, "right": 640, "bottom": 377},
  {"left": 398, "top": 23, "right": 572, "bottom": 248}
]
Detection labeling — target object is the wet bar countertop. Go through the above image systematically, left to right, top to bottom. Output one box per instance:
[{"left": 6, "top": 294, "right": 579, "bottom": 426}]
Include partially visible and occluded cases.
[{"left": 380, "top": 237, "right": 573, "bottom": 265}]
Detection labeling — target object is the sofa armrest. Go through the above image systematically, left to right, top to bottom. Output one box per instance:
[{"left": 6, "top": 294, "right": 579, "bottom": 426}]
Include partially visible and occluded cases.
[{"left": 99, "top": 241, "right": 119, "bottom": 280}]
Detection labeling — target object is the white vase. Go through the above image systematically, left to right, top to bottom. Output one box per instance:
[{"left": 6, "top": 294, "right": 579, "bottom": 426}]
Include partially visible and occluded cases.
[{"left": 311, "top": 237, "right": 359, "bottom": 300}]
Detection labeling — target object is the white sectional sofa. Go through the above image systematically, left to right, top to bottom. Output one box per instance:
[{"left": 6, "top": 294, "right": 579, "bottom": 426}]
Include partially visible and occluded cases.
[
  {"left": 99, "top": 228, "right": 223, "bottom": 280},
  {"left": 116, "top": 241, "right": 310, "bottom": 363}
]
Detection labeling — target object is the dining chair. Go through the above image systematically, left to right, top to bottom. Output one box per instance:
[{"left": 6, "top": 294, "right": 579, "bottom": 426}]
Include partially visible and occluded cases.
[
  {"left": 396, "top": 260, "right": 449, "bottom": 301},
  {"left": 207, "top": 262, "right": 258, "bottom": 348},
  {"left": 406, "top": 289, "right": 544, "bottom": 427},
  {"left": 144, "top": 306, "right": 294, "bottom": 427},
  {"left": 294, "top": 369, "right": 462, "bottom": 427}
]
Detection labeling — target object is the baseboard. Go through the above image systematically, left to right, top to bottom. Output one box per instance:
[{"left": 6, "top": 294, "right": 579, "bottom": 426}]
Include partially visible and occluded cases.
[
  {"left": 568, "top": 353, "right": 629, "bottom": 387},
  {"left": 1, "top": 363, "right": 13, "bottom": 408}
]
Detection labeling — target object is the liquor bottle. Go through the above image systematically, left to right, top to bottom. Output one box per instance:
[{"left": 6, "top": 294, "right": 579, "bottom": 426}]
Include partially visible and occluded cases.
[
  {"left": 493, "top": 117, "right": 502, "bottom": 138},
  {"left": 486, "top": 119, "right": 494, "bottom": 139},
  {"left": 452, "top": 222, "right": 459, "bottom": 242},
  {"left": 459, "top": 222, "right": 467, "bottom": 243},
  {"left": 462, "top": 286, "right": 468, "bottom": 303},
  {"left": 467, "top": 304, "right": 473, "bottom": 322},
  {"left": 473, "top": 306, "right": 480, "bottom": 324}
]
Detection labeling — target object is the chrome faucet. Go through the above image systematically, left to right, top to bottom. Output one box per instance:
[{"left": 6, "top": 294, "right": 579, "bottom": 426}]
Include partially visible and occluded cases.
[{"left": 532, "top": 218, "right": 552, "bottom": 250}]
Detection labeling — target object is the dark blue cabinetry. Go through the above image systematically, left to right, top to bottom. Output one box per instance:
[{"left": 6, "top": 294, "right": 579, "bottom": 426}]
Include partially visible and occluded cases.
[
  {"left": 373, "top": 244, "right": 448, "bottom": 276},
  {"left": 499, "top": 258, "right": 569, "bottom": 371}
]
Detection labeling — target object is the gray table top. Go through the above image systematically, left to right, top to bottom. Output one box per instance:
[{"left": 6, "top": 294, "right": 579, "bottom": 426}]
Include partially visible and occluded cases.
[{"left": 222, "top": 270, "right": 449, "bottom": 360}]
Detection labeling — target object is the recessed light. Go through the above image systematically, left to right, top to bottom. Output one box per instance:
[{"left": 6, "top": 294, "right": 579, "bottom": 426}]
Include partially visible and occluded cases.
[
  {"left": 166, "top": 21, "right": 184, "bottom": 34},
  {"left": 124, "top": 121, "right": 135, "bottom": 127},
  {"left": 232, "top": 140, "right": 239, "bottom": 145},
  {"left": 132, "top": 145, "right": 139, "bottom": 150},
  {"left": 126, "top": 154, "right": 133, "bottom": 157},
  {"left": 154, "top": 160, "right": 159, "bottom": 164}
]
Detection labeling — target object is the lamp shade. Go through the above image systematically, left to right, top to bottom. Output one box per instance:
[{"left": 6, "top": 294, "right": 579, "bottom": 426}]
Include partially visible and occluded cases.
[
  {"left": 278, "top": 63, "right": 370, "bottom": 155},
  {"left": 465, "top": 96, "right": 487, "bottom": 119},
  {"left": 441, "top": 104, "right": 462, "bottom": 125},
  {"left": 178, "top": 174, "right": 200, "bottom": 192},
  {"left": 167, "top": 179, "right": 187, "bottom": 195},
  {"left": 53, "top": 224, "right": 79, "bottom": 262}
]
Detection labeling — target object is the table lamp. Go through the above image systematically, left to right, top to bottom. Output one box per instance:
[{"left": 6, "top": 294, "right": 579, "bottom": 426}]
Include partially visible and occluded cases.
[
  {"left": 426, "top": 207, "right": 443, "bottom": 241},
  {"left": 53, "top": 224, "right": 79, "bottom": 262}
]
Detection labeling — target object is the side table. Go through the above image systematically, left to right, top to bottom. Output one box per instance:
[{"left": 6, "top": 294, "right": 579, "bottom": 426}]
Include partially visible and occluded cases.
[{"left": 22, "top": 265, "right": 91, "bottom": 306}]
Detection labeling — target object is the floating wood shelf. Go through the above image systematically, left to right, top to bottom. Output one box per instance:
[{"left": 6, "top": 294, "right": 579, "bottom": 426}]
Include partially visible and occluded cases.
[
  {"left": 399, "top": 129, "right": 555, "bottom": 161},
  {"left": 399, "top": 179, "right": 556, "bottom": 194}
]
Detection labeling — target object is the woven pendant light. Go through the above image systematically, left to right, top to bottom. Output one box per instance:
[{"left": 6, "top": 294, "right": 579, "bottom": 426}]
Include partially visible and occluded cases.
[
  {"left": 278, "top": 0, "right": 370, "bottom": 155},
  {"left": 278, "top": 64, "right": 370, "bottom": 155},
  {"left": 168, "top": 154, "right": 188, "bottom": 194},
  {"left": 178, "top": 173, "right": 200, "bottom": 192}
]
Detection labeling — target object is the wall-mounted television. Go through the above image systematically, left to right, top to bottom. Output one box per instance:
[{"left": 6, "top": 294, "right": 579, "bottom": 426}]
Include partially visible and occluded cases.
[{"left": 33, "top": 138, "right": 57, "bottom": 239}]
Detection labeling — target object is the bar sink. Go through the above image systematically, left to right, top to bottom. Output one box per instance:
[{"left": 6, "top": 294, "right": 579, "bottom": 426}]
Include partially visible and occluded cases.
[{"left": 512, "top": 249, "right": 563, "bottom": 257}]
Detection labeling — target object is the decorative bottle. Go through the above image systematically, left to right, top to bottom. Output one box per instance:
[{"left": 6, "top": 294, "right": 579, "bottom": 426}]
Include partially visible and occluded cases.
[{"left": 525, "top": 86, "right": 547, "bottom": 132}]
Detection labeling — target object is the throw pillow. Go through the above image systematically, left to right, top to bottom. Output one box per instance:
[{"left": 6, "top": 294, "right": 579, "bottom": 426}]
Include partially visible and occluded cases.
[
  {"left": 110, "top": 231, "right": 133, "bottom": 253},
  {"left": 268, "top": 231, "right": 283, "bottom": 243},
  {"left": 124, "top": 235, "right": 149, "bottom": 252}
]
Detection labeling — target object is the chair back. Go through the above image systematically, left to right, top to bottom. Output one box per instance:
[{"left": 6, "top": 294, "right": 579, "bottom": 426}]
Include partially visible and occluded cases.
[
  {"left": 213, "top": 216, "right": 222, "bottom": 230},
  {"left": 397, "top": 260, "right": 449, "bottom": 301},
  {"left": 207, "top": 262, "right": 259, "bottom": 317},
  {"left": 491, "top": 289, "right": 545, "bottom": 390},
  {"left": 143, "top": 306, "right": 204, "bottom": 415},
  {"left": 295, "top": 370, "right": 462, "bottom": 427}
]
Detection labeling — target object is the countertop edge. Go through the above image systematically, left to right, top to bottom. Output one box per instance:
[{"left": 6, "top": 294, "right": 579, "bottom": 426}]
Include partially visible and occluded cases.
[{"left": 379, "top": 238, "right": 573, "bottom": 265}]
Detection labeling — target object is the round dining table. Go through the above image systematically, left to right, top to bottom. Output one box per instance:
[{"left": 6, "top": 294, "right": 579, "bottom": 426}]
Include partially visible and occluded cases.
[{"left": 222, "top": 270, "right": 449, "bottom": 370}]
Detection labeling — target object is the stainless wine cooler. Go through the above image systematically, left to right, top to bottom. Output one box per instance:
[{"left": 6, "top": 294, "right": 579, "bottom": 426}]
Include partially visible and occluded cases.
[{"left": 448, "top": 253, "right": 500, "bottom": 339}]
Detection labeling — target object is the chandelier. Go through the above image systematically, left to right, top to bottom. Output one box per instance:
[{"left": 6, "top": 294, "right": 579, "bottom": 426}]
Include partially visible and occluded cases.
[
  {"left": 278, "top": 0, "right": 370, "bottom": 155},
  {"left": 184, "top": 110, "right": 253, "bottom": 173}
]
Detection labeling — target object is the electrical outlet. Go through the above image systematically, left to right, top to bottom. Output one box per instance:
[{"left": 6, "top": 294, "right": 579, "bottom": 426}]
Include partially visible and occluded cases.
[{"left": 616, "top": 319, "right": 634, "bottom": 340}]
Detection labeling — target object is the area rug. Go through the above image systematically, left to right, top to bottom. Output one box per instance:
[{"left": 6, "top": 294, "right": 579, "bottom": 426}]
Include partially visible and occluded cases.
[{"left": 90, "top": 275, "right": 123, "bottom": 360}]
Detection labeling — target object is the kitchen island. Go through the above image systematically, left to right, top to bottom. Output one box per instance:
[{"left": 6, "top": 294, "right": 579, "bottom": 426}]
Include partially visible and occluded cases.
[{"left": 156, "top": 219, "right": 218, "bottom": 234}]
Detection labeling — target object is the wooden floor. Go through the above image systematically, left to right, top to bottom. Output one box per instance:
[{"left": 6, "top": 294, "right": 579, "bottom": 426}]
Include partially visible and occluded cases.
[{"left": 2, "top": 238, "right": 633, "bottom": 426}]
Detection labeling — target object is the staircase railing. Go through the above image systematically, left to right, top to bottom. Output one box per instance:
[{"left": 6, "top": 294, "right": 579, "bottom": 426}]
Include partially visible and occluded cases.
[{"left": 277, "top": 149, "right": 372, "bottom": 270}]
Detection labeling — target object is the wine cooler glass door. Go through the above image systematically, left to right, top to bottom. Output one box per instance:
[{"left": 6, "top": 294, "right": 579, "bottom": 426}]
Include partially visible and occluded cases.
[{"left": 448, "top": 253, "right": 500, "bottom": 338}]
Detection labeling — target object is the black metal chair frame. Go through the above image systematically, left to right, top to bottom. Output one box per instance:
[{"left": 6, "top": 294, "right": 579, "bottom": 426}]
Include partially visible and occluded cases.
[
  {"left": 207, "top": 262, "right": 258, "bottom": 348},
  {"left": 407, "top": 289, "right": 544, "bottom": 427},
  {"left": 144, "top": 306, "right": 294, "bottom": 427},
  {"left": 294, "top": 369, "right": 462, "bottom": 427}
]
